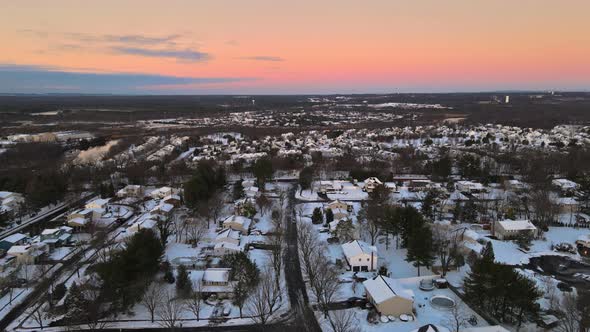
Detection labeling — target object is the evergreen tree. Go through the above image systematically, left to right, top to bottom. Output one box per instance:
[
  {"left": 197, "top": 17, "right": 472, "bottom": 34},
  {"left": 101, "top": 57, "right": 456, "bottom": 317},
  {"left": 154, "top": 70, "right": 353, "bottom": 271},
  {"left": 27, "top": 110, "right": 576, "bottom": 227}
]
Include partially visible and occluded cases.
[
  {"left": 298, "top": 166, "right": 314, "bottom": 193},
  {"left": 233, "top": 180, "right": 244, "bottom": 201},
  {"left": 311, "top": 207, "right": 323, "bottom": 224},
  {"left": 325, "top": 208, "right": 334, "bottom": 223},
  {"left": 405, "top": 225, "right": 435, "bottom": 276},
  {"left": 176, "top": 265, "right": 192, "bottom": 297}
]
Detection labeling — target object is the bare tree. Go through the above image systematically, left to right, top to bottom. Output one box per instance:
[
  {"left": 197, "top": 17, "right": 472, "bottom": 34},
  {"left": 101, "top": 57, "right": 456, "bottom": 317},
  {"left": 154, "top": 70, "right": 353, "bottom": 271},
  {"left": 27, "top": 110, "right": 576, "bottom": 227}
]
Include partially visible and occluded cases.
[
  {"left": 209, "top": 190, "right": 225, "bottom": 227},
  {"left": 256, "top": 195, "right": 272, "bottom": 217},
  {"left": 185, "top": 218, "right": 206, "bottom": 247},
  {"left": 297, "top": 221, "right": 322, "bottom": 285},
  {"left": 432, "top": 226, "right": 460, "bottom": 277},
  {"left": 310, "top": 254, "right": 340, "bottom": 318},
  {"left": 246, "top": 267, "right": 284, "bottom": 325},
  {"left": 540, "top": 275, "right": 559, "bottom": 311},
  {"left": 185, "top": 281, "right": 204, "bottom": 321},
  {"left": 141, "top": 282, "right": 163, "bottom": 323},
  {"left": 157, "top": 290, "right": 184, "bottom": 330},
  {"left": 556, "top": 293, "right": 582, "bottom": 332},
  {"left": 444, "top": 299, "right": 469, "bottom": 332},
  {"left": 26, "top": 303, "right": 48, "bottom": 330},
  {"left": 327, "top": 309, "right": 361, "bottom": 332}
]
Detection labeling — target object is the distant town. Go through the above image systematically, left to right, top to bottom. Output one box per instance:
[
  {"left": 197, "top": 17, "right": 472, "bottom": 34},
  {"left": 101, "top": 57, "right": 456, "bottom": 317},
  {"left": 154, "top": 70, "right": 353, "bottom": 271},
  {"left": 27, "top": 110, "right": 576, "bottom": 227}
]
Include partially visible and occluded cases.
[{"left": 0, "top": 93, "right": 589, "bottom": 332}]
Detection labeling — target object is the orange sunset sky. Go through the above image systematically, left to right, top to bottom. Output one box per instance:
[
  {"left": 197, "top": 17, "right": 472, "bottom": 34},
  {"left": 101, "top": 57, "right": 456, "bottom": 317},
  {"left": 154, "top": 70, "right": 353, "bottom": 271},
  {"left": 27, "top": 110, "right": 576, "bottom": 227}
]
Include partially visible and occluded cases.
[{"left": 1, "top": 0, "right": 589, "bottom": 94}]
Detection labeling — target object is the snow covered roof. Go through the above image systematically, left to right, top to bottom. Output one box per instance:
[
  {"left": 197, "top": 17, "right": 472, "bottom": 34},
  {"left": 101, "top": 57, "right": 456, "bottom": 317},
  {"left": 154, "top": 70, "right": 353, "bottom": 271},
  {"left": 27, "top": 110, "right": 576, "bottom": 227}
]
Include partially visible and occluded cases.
[
  {"left": 552, "top": 178, "right": 579, "bottom": 189},
  {"left": 86, "top": 198, "right": 110, "bottom": 207},
  {"left": 151, "top": 203, "right": 174, "bottom": 213},
  {"left": 223, "top": 215, "right": 251, "bottom": 229},
  {"left": 68, "top": 217, "right": 88, "bottom": 226},
  {"left": 497, "top": 219, "right": 537, "bottom": 231},
  {"left": 41, "top": 228, "right": 60, "bottom": 235},
  {"left": 216, "top": 228, "right": 241, "bottom": 241},
  {"left": 1, "top": 233, "right": 27, "bottom": 244},
  {"left": 342, "top": 240, "right": 377, "bottom": 259},
  {"left": 7, "top": 245, "right": 31, "bottom": 254},
  {"left": 202, "top": 268, "right": 230, "bottom": 283},
  {"left": 363, "top": 275, "right": 414, "bottom": 303}
]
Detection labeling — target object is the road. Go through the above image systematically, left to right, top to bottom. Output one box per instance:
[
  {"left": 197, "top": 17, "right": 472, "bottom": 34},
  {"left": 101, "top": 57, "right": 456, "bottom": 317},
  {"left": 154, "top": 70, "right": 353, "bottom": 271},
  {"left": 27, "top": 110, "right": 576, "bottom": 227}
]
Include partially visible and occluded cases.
[
  {"left": 283, "top": 186, "right": 322, "bottom": 332},
  {"left": 0, "top": 192, "right": 95, "bottom": 239},
  {"left": 1, "top": 200, "right": 134, "bottom": 331}
]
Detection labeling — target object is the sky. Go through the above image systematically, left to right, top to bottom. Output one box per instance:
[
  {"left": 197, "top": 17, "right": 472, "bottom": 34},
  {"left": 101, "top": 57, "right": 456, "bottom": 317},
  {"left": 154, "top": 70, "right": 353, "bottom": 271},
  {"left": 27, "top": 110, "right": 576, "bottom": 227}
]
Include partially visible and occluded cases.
[{"left": 1, "top": 0, "right": 589, "bottom": 94}]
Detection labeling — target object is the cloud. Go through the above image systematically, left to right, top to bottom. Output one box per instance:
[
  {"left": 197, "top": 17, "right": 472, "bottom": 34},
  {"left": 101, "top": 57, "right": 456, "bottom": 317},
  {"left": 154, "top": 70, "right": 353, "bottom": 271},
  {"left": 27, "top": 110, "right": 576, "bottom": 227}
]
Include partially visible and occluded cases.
[
  {"left": 111, "top": 46, "right": 210, "bottom": 62},
  {"left": 240, "top": 56, "right": 285, "bottom": 62},
  {"left": 0, "top": 64, "right": 255, "bottom": 94}
]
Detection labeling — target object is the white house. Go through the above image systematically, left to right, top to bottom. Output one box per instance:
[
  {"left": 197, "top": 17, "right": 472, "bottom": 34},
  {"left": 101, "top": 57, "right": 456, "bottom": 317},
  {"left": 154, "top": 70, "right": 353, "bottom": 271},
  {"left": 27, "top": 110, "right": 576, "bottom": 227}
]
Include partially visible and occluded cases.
[
  {"left": 363, "top": 177, "right": 383, "bottom": 193},
  {"left": 552, "top": 179, "right": 579, "bottom": 193},
  {"left": 455, "top": 180, "right": 485, "bottom": 193},
  {"left": 318, "top": 181, "right": 343, "bottom": 194},
  {"left": 116, "top": 185, "right": 144, "bottom": 198},
  {"left": 151, "top": 186, "right": 175, "bottom": 200},
  {"left": 0, "top": 191, "right": 24, "bottom": 213},
  {"left": 85, "top": 198, "right": 110, "bottom": 210},
  {"left": 222, "top": 215, "right": 252, "bottom": 233},
  {"left": 494, "top": 219, "right": 538, "bottom": 240},
  {"left": 341, "top": 240, "right": 378, "bottom": 272},
  {"left": 7, "top": 242, "right": 48, "bottom": 264},
  {"left": 201, "top": 268, "right": 233, "bottom": 296}
]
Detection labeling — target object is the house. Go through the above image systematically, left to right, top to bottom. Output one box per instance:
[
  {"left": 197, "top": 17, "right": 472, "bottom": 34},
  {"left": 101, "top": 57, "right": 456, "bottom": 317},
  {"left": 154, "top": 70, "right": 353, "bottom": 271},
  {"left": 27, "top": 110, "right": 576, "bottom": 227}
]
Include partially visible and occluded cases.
[
  {"left": 363, "top": 177, "right": 383, "bottom": 193},
  {"left": 408, "top": 179, "right": 433, "bottom": 191},
  {"left": 504, "top": 179, "right": 525, "bottom": 191},
  {"left": 552, "top": 179, "right": 579, "bottom": 194},
  {"left": 455, "top": 180, "right": 485, "bottom": 193},
  {"left": 318, "top": 181, "right": 343, "bottom": 194},
  {"left": 116, "top": 185, "right": 144, "bottom": 198},
  {"left": 151, "top": 186, "right": 175, "bottom": 200},
  {"left": 244, "top": 186, "right": 260, "bottom": 198},
  {"left": 0, "top": 191, "right": 24, "bottom": 213},
  {"left": 441, "top": 191, "right": 469, "bottom": 213},
  {"left": 163, "top": 194, "right": 181, "bottom": 207},
  {"left": 555, "top": 197, "right": 579, "bottom": 213},
  {"left": 85, "top": 198, "right": 110, "bottom": 211},
  {"left": 326, "top": 200, "right": 353, "bottom": 213},
  {"left": 326, "top": 200, "right": 352, "bottom": 220},
  {"left": 150, "top": 203, "right": 174, "bottom": 219},
  {"left": 67, "top": 209, "right": 97, "bottom": 227},
  {"left": 222, "top": 215, "right": 252, "bottom": 233},
  {"left": 127, "top": 218, "right": 157, "bottom": 234},
  {"left": 493, "top": 219, "right": 538, "bottom": 240},
  {"left": 40, "top": 227, "right": 72, "bottom": 248},
  {"left": 215, "top": 228, "right": 241, "bottom": 246},
  {"left": 0, "top": 233, "right": 29, "bottom": 252},
  {"left": 576, "top": 234, "right": 590, "bottom": 257},
  {"left": 341, "top": 240, "right": 378, "bottom": 272},
  {"left": 7, "top": 242, "right": 48, "bottom": 264},
  {"left": 201, "top": 268, "right": 233, "bottom": 296},
  {"left": 363, "top": 275, "right": 414, "bottom": 316}
]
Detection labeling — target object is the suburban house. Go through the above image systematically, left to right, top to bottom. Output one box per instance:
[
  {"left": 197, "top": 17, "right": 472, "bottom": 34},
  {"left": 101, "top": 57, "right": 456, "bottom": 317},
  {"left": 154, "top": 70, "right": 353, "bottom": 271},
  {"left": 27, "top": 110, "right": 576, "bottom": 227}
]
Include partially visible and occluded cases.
[
  {"left": 363, "top": 177, "right": 383, "bottom": 193},
  {"left": 552, "top": 178, "right": 579, "bottom": 194},
  {"left": 408, "top": 179, "right": 433, "bottom": 191},
  {"left": 504, "top": 179, "right": 526, "bottom": 191},
  {"left": 455, "top": 180, "right": 485, "bottom": 193},
  {"left": 318, "top": 181, "right": 343, "bottom": 194},
  {"left": 116, "top": 185, "right": 144, "bottom": 198},
  {"left": 150, "top": 186, "right": 175, "bottom": 200},
  {"left": 0, "top": 191, "right": 25, "bottom": 213},
  {"left": 441, "top": 191, "right": 469, "bottom": 213},
  {"left": 163, "top": 194, "right": 181, "bottom": 207},
  {"left": 554, "top": 196, "right": 579, "bottom": 213},
  {"left": 85, "top": 198, "right": 110, "bottom": 211},
  {"left": 325, "top": 199, "right": 352, "bottom": 220},
  {"left": 150, "top": 203, "right": 174, "bottom": 219},
  {"left": 67, "top": 209, "right": 96, "bottom": 227},
  {"left": 222, "top": 215, "right": 252, "bottom": 233},
  {"left": 127, "top": 218, "right": 157, "bottom": 234},
  {"left": 493, "top": 219, "right": 538, "bottom": 240},
  {"left": 39, "top": 227, "right": 73, "bottom": 248},
  {"left": 214, "top": 228, "right": 243, "bottom": 256},
  {"left": 0, "top": 233, "right": 29, "bottom": 252},
  {"left": 576, "top": 234, "right": 590, "bottom": 257},
  {"left": 341, "top": 240, "right": 378, "bottom": 272},
  {"left": 7, "top": 242, "right": 48, "bottom": 264},
  {"left": 201, "top": 268, "right": 233, "bottom": 296},
  {"left": 363, "top": 275, "right": 414, "bottom": 316}
]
